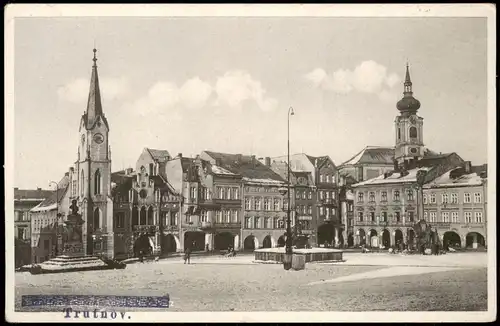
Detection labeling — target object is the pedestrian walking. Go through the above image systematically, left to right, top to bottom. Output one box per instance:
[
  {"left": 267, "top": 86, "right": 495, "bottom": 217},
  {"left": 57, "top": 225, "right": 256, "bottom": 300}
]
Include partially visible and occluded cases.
[{"left": 184, "top": 247, "right": 191, "bottom": 264}]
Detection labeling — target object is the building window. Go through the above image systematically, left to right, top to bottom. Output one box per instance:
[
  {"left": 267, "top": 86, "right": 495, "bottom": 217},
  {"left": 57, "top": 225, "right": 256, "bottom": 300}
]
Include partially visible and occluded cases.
[
  {"left": 409, "top": 126, "right": 418, "bottom": 139},
  {"left": 397, "top": 128, "right": 401, "bottom": 140},
  {"left": 94, "top": 169, "right": 101, "bottom": 195},
  {"left": 80, "top": 170, "right": 85, "bottom": 196},
  {"left": 320, "top": 175, "right": 324, "bottom": 183},
  {"left": 72, "top": 180, "right": 77, "bottom": 197},
  {"left": 190, "top": 187, "right": 197, "bottom": 201},
  {"left": 232, "top": 188, "right": 240, "bottom": 199},
  {"left": 407, "top": 189, "right": 414, "bottom": 201},
  {"left": 295, "top": 190, "right": 301, "bottom": 199},
  {"left": 393, "top": 190, "right": 400, "bottom": 201},
  {"left": 307, "top": 191, "right": 312, "bottom": 199},
  {"left": 319, "top": 191, "right": 324, "bottom": 200},
  {"left": 381, "top": 191, "right": 388, "bottom": 202},
  {"left": 357, "top": 192, "right": 364, "bottom": 203},
  {"left": 369, "top": 192, "right": 375, "bottom": 203},
  {"left": 430, "top": 193, "right": 436, "bottom": 204},
  {"left": 442, "top": 193, "right": 449, "bottom": 204},
  {"left": 451, "top": 193, "right": 458, "bottom": 204},
  {"left": 464, "top": 193, "right": 471, "bottom": 203},
  {"left": 474, "top": 193, "right": 482, "bottom": 203},
  {"left": 423, "top": 194, "right": 427, "bottom": 204},
  {"left": 245, "top": 198, "right": 251, "bottom": 210},
  {"left": 255, "top": 198, "right": 261, "bottom": 210},
  {"left": 264, "top": 198, "right": 271, "bottom": 211},
  {"left": 274, "top": 199, "right": 281, "bottom": 211},
  {"left": 283, "top": 199, "right": 289, "bottom": 210},
  {"left": 307, "top": 205, "right": 312, "bottom": 215},
  {"left": 147, "top": 207, "right": 154, "bottom": 225},
  {"left": 201, "top": 210, "right": 208, "bottom": 222},
  {"left": 224, "top": 210, "right": 230, "bottom": 223},
  {"left": 232, "top": 210, "right": 239, "bottom": 223},
  {"left": 216, "top": 211, "right": 223, "bottom": 223},
  {"left": 381, "top": 211, "right": 388, "bottom": 222},
  {"left": 395, "top": 211, "right": 401, "bottom": 223},
  {"left": 408, "top": 211, "right": 414, "bottom": 222},
  {"left": 424, "top": 211, "right": 428, "bottom": 221},
  {"left": 430, "top": 211, "right": 437, "bottom": 222},
  {"left": 451, "top": 211, "right": 459, "bottom": 223},
  {"left": 474, "top": 211, "right": 483, "bottom": 223},
  {"left": 114, "top": 212, "right": 124, "bottom": 228},
  {"left": 358, "top": 212, "right": 363, "bottom": 222},
  {"left": 369, "top": 212, "right": 375, "bottom": 222},
  {"left": 442, "top": 212, "right": 450, "bottom": 223},
  {"left": 465, "top": 212, "right": 472, "bottom": 223},
  {"left": 245, "top": 217, "right": 252, "bottom": 229},
  {"left": 254, "top": 217, "right": 261, "bottom": 229},
  {"left": 265, "top": 217, "right": 272, "bottom": 229},
  {"left": 18, "top": 228, "right": 25, "bottom": 240}
]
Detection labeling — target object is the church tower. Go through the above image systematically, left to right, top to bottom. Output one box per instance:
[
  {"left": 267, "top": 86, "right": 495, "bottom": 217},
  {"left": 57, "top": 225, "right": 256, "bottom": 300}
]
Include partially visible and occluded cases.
[
  {"left": 75, "top": 49, "right": 114, "bottom": 258},
  {"left": 394, "top": 64, "right": 424, "bottom": 169}
]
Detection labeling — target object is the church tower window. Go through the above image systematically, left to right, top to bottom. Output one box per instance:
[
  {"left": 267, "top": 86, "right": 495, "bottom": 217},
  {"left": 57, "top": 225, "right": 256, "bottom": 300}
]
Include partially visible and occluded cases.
[
  {"left": 409, "top": 126, "right": 417, "bottom": 139},
  {"left": 94, "top": 169, "right": 101, "bottom": 195},
  {"left": 80, "top": 170, "right": 85, "bottom": 196},
  {"left": 140, "top": 206, "right": 147, "bottom": 225}
]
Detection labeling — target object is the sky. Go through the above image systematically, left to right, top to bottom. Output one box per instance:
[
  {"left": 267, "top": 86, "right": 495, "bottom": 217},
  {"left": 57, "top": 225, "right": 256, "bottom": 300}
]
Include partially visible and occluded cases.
[{"left": 13, "top": 17, "right": 488, "bottom": 189}]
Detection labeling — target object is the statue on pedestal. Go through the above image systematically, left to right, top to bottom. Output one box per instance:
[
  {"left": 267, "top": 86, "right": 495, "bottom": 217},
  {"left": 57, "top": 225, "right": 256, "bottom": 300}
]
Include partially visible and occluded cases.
[{"left": 62, "top": 200, "right": 85, "bottom": 257}]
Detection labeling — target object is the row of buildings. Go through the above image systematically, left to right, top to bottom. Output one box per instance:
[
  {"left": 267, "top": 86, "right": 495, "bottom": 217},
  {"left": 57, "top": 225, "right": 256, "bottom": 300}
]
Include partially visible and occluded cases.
[{"left": 17, "top": 51, "right": 488, "bottom": 264}]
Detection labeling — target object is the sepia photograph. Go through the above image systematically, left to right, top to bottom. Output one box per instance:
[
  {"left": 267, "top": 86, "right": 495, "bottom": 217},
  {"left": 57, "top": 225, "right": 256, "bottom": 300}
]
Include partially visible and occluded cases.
[{"left": 4, "top": 4, "right": 496, "bottom": 323}]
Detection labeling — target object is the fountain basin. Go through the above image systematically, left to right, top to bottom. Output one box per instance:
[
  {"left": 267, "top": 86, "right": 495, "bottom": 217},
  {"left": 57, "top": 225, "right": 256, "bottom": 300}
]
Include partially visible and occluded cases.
[{"left": 254, "top": 247, "right": 343, "bottom": 263}]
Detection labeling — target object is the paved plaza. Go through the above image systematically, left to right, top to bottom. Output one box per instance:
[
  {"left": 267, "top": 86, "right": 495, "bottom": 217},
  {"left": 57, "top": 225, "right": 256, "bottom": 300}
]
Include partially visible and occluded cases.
[{"left": 15, "top": 252, "right": 488, "bottom": 312}]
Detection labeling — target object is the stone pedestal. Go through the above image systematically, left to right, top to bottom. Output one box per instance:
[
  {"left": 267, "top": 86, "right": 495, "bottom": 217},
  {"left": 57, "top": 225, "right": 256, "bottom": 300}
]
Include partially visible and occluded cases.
[{"left": 292, "top": 254, "right": 306, "bottom": 270}]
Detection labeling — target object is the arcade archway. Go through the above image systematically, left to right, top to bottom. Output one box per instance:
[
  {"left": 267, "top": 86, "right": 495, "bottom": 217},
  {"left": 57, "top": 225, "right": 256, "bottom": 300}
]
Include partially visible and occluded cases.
[
  {"left": 357, "top": 229, "right": 366, "bottom": 246},
  {"left": 369, "top": 229, "right": 378, "bottom": 248},
  {"left": 382, "top": 229, "right": 390, "bottom": 248},
  {"left": 394, "top": 229, "right": 404, "bottom": 247},
  {"left": 184, "top": 231, "right": 205, "bottom": 251},
  {"left": 443, "top": 231, "right": 461, "bottom": 250},
  {"left": 214, "top": 232, "right": 235, "bottom": 250},
  {"left": 466, "top": 232, "right": 486, "bottom": 249},
  {"left": 133, "top": 234, "right": 153, "bottom": 257},
  {"left": 161, "top": 234, "right": 179, "bottom": 254},
  {"left": 243, "top": 235, "right": 259, "bottom": 251},
  {"left": 263, "top": 235, "right": 275, "bottom": 248},
  {"left": 277, "top": 236, "right": 286, "bottom": 247}
]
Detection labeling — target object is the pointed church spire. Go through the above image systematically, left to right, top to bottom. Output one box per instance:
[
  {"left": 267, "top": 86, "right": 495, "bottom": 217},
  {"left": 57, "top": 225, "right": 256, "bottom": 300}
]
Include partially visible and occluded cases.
[
  {"left": 85, "top": 48, "right": 104, "bottom": 129},
  {"left": 403, "top": 62, "right": 413, "bottom": 96}
]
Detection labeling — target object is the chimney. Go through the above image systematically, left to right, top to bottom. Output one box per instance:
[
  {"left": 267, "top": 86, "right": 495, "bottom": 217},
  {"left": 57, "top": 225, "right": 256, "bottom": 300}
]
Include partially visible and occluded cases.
[
  {"left": 177, "top": 153, "right": 182, "bottom": 159},
  {"left": 265, "top": 157, "right": 271, "bottom": 167},
  {"left": 464, "top": 161, "right": 472, "bottom": 174},
  {"left": 69, "top": 167, "right": 74, "bottom": 173},
  {"left": 125, "top": 168, "right": 133, "bottom": 175},
  {"left": 65, "top": 172, "right": 69, "bottom": 177},
  {"left": 14, "top": 187, "right": 18, "bottom": 190},
  {"left": 37, "top": 187, "right": 42, "bottom": 191}
]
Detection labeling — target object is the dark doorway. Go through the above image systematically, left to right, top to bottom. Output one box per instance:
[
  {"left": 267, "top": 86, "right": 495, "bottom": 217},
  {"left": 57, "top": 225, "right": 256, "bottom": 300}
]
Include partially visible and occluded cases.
[
  {"left": 317, "top": 223, "right": 334, "bottom": 246},
  {"left": 358, "top": 229, "right": 366, "bottom": 246},
  {"left": 395, "top": 229, "right": 404, "bottom": 247},
  {"left": 184, "top": 231, "right": 205, "bottom": 251},
  {"left": 443, "top": 231, "right": 461, "bottom": 250},
  {"left": 215, "top": 232, "right": 234, "bottom": 250},
  {"left": 133, "top": 234, "right": 152, "bottom": 257},
  {"left": 161, "top": 234, "right": 177, "bottom": 254},
  {"left": 243, "top": 235, "right": 257, "bottom": 251},
  {"left": 263, "top": 235, "right": 273, "bottom": 248},
  {"left": 277, "top": 236, "right": 285, "bottom": 247}
]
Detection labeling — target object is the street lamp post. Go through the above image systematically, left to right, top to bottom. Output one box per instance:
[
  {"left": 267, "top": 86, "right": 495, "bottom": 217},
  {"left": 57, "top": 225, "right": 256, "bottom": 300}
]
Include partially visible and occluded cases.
[
  {"left": 284, "top": 106, "right": 295, "bottom": 270},
  {"left": 49, "top": 181, "right": 59, "bottom": 257}
]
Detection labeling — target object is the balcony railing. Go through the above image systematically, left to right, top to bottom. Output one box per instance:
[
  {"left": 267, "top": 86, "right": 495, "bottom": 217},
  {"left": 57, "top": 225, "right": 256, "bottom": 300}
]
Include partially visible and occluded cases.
[
  {"left": 213, "top": 222, "right": 241, "bottom": 229},
  {"left": 132, "top": 225, "right": 158, "bottom": 233},
  {"left": 161, "top": 225, "right": 179, "bottom": 232}
]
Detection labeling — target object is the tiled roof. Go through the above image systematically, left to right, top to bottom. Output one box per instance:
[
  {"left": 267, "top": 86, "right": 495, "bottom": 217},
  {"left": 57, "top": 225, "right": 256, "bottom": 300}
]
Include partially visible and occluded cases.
[
  {"left": 146, "top": 148, "right": 171, "bottom": 163},
  {"left": 204, "top": 151, "right": 285, "bottom": 182},
  {"left": 305, "top": 155, "right": 332, "bottom": 168},
  {"left": 31, "top": 175, "right": 70, "bottom": 211},
  {"left": 14, "top": 188, "right": 52, "bottom": 201}
]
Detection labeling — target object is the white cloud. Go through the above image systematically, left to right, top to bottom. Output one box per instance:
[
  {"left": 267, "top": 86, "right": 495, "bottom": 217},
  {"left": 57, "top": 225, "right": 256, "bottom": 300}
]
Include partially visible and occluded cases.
[
  {"left": 304, "top": 60, "right": 401, "bottom": 99},
  {"left": 129, "top": 70, "right": 277, "bottom": 116},
  {"left": 215, "top": 70, "right": 278, "bottom": 111},
  {"left": 57, "top": 77, "right": 129, "bottom": 103}
]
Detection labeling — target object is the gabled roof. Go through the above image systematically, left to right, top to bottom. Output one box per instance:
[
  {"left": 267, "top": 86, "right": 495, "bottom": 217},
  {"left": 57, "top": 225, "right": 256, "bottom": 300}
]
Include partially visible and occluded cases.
[
  {"left": 340, "top": 146, "right": 395, "bottom": 166},
  {"left": 146, "top": 148, "right": 171, "bottom": 163},
  {"left": 203, "top": 151, "right": 285, "bottom": 183},
  {"left": 305, "top": 154, "right": 336, "bottom": 169},
  {"left": 30, "top": 175, "right": 70, "bottom": 212},
  {"left": 14, "top": 188, "right": 53, "bottom": 201}
]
